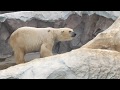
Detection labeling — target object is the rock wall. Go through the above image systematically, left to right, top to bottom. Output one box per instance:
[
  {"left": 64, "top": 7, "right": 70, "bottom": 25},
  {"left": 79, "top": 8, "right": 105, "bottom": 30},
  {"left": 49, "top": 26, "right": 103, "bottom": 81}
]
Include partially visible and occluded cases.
[
  {"left": 0, "top": 11, "right": 15, "bottom": 14},
  {"left": 0, "top": 12, "right": 114, "bottom": 56}
]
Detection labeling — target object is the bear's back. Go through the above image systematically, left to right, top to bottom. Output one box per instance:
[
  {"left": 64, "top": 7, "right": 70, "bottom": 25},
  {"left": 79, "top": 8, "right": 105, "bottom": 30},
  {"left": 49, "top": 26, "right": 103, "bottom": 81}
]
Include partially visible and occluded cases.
[{"left": 10, "top": 27, "right": 54, "bottom": 53}]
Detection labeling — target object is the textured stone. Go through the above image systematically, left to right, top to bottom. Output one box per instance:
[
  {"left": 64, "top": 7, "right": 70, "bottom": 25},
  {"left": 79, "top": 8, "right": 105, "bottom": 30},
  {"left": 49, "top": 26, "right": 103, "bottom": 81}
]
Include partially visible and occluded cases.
[
  {"left": 81, "top": 16, "right": 120, "bottom": 52},
  {"left": 0, "top": 48, "right": 120, "bottom": 79}
]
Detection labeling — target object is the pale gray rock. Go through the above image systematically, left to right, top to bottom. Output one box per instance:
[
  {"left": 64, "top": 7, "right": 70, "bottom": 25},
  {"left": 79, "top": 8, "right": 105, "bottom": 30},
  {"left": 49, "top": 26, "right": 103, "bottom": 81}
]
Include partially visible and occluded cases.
[{"left": 0, "top": 48, "right": 120, "bottom": 79}]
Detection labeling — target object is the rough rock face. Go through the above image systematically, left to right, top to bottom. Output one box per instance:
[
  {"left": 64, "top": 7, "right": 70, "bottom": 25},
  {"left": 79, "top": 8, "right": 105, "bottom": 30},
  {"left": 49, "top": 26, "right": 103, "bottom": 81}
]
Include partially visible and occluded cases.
[
  {"left": 0, "top": 11, "right": 117, "bottom": 70},
  {"left": 0, "top": 12, "right": 114, "bottom": 55},
  {"left": 81, "top": 15, "right": 120, "bottom": 51},
  {"left": 1, "top": 48, "right": 120, "bottom": 79}
]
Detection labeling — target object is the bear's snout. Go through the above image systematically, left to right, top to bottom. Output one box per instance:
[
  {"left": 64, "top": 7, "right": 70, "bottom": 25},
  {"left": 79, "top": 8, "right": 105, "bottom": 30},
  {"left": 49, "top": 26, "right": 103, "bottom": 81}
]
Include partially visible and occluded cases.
[{"left": 71, "top": 32, "right": 76, "bottom": 37}]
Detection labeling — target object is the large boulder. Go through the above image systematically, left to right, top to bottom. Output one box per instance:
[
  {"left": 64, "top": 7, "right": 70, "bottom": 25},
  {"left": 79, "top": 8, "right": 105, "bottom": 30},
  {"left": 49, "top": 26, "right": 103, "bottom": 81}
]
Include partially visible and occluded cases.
[{"left": 0, "top": 48, "right": 120, "bottom": 79}]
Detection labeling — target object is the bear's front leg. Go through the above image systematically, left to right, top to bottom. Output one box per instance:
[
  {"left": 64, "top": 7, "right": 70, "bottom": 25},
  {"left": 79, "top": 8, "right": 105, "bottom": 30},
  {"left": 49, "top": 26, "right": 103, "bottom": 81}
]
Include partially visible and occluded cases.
[{"left": 40, "top": 43, "right": 53, "bottom": 58}]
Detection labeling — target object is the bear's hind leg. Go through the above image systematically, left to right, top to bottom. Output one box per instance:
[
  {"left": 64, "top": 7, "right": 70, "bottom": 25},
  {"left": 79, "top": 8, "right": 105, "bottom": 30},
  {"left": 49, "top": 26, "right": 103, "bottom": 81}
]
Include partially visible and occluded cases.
[
  {"left": 40, "top": 44, "right": 53, "bottom": 58},
  {"left": 14, "top": 48, "right": 25, "bottom": 64}
]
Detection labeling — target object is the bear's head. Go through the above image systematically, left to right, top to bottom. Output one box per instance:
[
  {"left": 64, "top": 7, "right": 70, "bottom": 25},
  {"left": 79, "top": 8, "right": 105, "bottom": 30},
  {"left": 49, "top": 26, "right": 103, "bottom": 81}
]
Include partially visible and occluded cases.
[{"left": 55, "top": 28, "right": 76, "bottom": 41}]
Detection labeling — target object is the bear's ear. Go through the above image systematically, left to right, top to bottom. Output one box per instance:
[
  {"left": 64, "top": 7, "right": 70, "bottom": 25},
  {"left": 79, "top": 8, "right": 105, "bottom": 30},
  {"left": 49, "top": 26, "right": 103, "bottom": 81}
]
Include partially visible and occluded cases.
[
  {"left": 48, "top": 30, "right": 50, "bottom": 32},
  {"left": 61, "top": 31, "right": 64, "bottom": 33}
]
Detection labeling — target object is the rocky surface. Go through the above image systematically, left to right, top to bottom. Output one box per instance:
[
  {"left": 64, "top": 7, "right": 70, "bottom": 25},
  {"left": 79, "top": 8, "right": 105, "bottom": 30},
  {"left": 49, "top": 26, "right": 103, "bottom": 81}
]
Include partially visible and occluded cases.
[
  {"left": 0, "top": 11, "right": 118, "bottom": 70},
  {"left": 81, "top": 15, "right": 120, "bottom": 51},
  {"left": 1, "top": 48, "right": 120, "bottom": 79}
]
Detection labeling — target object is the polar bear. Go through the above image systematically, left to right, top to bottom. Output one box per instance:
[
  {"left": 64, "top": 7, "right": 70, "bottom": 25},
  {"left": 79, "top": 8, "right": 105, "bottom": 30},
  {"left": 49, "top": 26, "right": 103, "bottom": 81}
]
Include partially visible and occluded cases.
[{"left": 9, "top": 27, "right": 76, "bottom": 64}]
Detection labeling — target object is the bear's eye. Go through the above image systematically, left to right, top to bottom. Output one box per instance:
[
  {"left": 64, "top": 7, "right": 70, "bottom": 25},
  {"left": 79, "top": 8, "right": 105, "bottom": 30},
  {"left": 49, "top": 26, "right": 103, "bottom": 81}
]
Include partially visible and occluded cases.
[{"left": 69, "top": 31, "right": 72, "bottom": 33}]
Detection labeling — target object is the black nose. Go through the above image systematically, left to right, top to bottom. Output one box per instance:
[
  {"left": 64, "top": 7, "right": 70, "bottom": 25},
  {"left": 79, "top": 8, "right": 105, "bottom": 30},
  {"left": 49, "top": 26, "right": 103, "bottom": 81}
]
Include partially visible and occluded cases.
[{"left": 71, "top": 32, "right": 76, "bottom": 37}]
